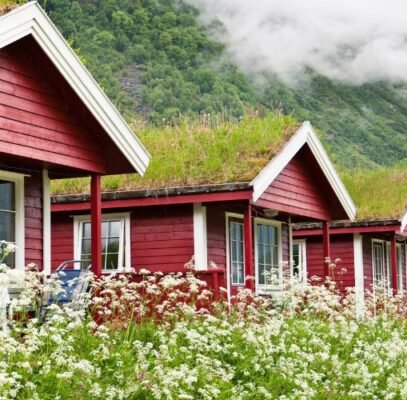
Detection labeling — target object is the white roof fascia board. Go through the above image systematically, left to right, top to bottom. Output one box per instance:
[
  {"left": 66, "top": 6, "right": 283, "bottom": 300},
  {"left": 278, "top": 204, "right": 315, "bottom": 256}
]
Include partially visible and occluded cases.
[
  {"left": 0, "top": 2, "right": 150, "bottom": 175},
  {"left": 250, "top": 121, "right": 356, "bottom": 221},
  {"left": 400, "top": 211, "right": 407, "bottom": 233}
]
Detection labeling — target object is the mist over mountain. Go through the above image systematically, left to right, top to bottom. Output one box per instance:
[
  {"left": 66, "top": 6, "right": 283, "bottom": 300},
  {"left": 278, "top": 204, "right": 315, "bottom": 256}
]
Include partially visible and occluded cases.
[{"left": 42, "top": 0, "right": 406, "bottom": 168}]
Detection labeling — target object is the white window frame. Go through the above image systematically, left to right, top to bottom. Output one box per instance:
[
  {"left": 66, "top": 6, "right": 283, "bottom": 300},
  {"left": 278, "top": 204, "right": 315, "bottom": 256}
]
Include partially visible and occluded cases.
[
  {"left": 0, "top": 170, "right": 25, "bottom": 270},
  {"left": 73, "top": 212, "right": 131, "bottom": 272},
  {"left": 225, "top": 213, "right": 245, "bottom": 290},
  {"left": 254, "top": 217, "right": 282, "bottom": 294},
  {"left": 292, "top": 239, "right": 307, "bottom": 282},
  {"left": 372, "top": 239, "right": 392, "bottom": 291},
  {"left": 396, "top": 243, "right": 403, "bottom": 294}
]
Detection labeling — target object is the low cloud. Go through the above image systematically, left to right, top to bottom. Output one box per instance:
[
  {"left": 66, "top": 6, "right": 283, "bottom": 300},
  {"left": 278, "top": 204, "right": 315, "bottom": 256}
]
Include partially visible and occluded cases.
[{"left": 186, "top": 0, "right": 407, "bottom": 85}]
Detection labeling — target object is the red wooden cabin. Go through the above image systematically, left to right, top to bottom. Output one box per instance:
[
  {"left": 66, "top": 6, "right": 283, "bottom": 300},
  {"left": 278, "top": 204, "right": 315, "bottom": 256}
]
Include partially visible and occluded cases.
[
  {"left": 0, "top": 2, "right": 150, "bottom": 273},
  {"left": 51, "top": 121, "right": 356, "bottom": 297},
  {"left": 294, "top": 213, "right": 407, "bottom": 300}
]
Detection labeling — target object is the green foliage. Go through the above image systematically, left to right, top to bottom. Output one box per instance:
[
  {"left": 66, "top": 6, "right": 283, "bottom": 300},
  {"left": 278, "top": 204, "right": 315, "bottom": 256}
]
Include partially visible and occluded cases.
[{"left": 34, "top": 0, "right": 407, "bottom": 167}]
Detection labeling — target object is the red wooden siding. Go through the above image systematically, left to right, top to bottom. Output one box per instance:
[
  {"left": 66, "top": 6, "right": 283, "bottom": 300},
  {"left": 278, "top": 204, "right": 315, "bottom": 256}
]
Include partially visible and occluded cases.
[
  {"left": 0, "top": 39, "right": 107, "bottom": 173},
  {"left": 255, "top": 145, "right": 347, "bottom": 220},
  {"left": 256, "top": 149, "right": 331, "bottom": 220},
  {"left": 25, "top": 172, "right": 43, "bottom": 267},
  {"left": 132, "top": 205, "right": 194, "bottom": 273},
  {"left": 206, "top": 205, "right": 227, "bottom": 270},
  {"left": 51, "top": 214, "right": 74, "bottom": 271},
  {"left": 303, "top": 234, "right": 355, "bottom": 288},
  {"left": 362, "top": 235, "right": 374, "bottom": 291}
]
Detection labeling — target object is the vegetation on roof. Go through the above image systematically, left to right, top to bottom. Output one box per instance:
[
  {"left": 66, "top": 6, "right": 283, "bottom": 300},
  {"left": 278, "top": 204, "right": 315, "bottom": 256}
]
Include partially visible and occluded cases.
[
  {"left": 0, "top": 1, "right": 18, "bottom": 15},
  {"left": 51, "top": 111, "right": 299, "bottom": 195},
  {"left": 341, "top": 161, "right": 407, "bottom": 220}
]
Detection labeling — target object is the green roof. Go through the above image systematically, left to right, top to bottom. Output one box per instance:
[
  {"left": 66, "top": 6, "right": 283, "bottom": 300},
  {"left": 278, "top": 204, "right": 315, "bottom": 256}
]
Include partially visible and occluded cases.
[
  {"left": 52, "top": 113, "right": 300, "bottom": 195},
  {"left": 341, "top": 161, "right": 407, "bottom": 220}
]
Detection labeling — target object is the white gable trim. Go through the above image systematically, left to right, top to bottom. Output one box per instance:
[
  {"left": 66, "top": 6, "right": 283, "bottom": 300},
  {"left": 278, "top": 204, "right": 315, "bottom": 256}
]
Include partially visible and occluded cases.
[
  {"left": 0, "top": 2, "right": 150, "bottom": 175},
  {"left": 250, "top": 121, "right": 356, "bottom": 221},
  {"left": 400, "top": 211, "right": 407, "bottom": 233}
]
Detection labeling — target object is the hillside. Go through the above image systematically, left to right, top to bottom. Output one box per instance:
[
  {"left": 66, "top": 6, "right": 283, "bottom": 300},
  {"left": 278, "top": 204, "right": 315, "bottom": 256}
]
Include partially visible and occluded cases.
[{"left": 40, "top": 0, "right": 406, "bottom": 168}]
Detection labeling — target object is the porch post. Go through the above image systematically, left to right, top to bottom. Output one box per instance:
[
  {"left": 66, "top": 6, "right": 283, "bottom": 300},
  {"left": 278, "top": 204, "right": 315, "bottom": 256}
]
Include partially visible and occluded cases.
[
  {"left": 91, "top": 175, "right": 102, "bottom": 277},
  {"left": 244, "top": 203, "right": 254, "bottom": 290},
  {"left": 322, "top": 221, "right": 330, "bottom": 277},
  {"left": 390, "top": 233, "right": 398, "bottom": 294}
]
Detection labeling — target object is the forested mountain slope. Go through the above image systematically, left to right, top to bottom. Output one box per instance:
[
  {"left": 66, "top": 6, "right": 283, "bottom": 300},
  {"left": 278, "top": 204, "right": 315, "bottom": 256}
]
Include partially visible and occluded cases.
[{"left": 40, "top": 0, "right": 406, "bottom": 168}]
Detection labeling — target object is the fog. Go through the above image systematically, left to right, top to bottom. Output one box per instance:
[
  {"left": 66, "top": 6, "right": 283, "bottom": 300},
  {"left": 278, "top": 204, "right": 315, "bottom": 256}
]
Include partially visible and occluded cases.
[{"left": 186, "top": 0, "right": 407, "bottom": 85}]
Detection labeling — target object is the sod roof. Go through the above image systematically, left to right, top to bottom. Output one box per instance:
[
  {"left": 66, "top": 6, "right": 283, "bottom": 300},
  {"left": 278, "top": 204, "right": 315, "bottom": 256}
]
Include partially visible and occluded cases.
[
  {"left": 0, "top": 2, "right": 18, "bottom": 16},
  {"left": 52, "top": 113, "right": 300, "bottom": 195},
  {"left": 341, "top": 161, "right": 407, "bottom": 221}
]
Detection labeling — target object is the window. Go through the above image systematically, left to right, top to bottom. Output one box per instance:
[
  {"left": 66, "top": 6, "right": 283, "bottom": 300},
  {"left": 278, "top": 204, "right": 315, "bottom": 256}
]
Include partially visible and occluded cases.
[
  {"left": 0, "top": 171, "right": 24, "bottom": 269},
  {"left": 74, "top": 213, "right": 130, "bottom": 272},
  {"left": 229, "top": 219, "right": 245, "bottom": 285},
  {"left": 255, "top": 219, "right": 281, "bottom": 292},
  {"left": 292, "top": 240, "right": 307, "bottom": 282},
  {"left": 372, "top": 241, "right": 385, "bottom": 287},
  {"left": 386, "top": 242, "right": 392, "bottom": 292},
  {"left": 396, "top": 244, "right": 403, "bottom": 294}
]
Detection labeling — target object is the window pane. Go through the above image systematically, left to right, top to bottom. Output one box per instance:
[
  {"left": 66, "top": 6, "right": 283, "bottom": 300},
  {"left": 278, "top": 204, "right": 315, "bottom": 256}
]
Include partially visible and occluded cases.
[
  {"left": 0, "top": 180, "right": 14, "bottom": 211},
  {"left": 0, "top": 211, "right": 15, "bottom": 242},
  {"left": 109, "top": 220, "right": 121, "bottom": 237},
  {"left": 101, "top": 221, "right": 108, "bottom": 238},
  {"left": 230, "top": 221, "right": 244, "bottom": 285},
  {"left": 82, "top": 222, "right": 91, "bottom": 239},
  {"left": 256, "top": 223, "right": 279, "bottom": 287},
  {"left": 106, "top": 237, "right": 120, "bottom": 253},
  {"left": 81, "top": 238, "right": 91, "bottom": 255},
  {"left": 105, "top": 253, "right": 119, "bottom": 270}
]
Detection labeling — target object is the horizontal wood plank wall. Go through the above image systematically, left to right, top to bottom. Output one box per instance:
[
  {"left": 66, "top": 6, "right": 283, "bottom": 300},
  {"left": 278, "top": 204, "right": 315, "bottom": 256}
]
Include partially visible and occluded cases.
[
  {"left": 0, "top": 43, "right": 105, "bottom": 173},
  {"left": 256, "top": 148, "right": 331, "bottom": 220},
  {"left": 25, "top": 172, "right": 43, "bottom": 267},
  {"left": 132, "top": 205, "right": 194, "bottom": 273},
  {"left": 206, "top": 205, "right": 227, "bottom": 270},
  {"left": 51, "top": 214, "right": 74, "bottom": 271},
  {"left": 303, "top": 234, "right": 355, "bottom": 287},
  {"left": 362, "top": 235, "right": 373, "bottom": 290}
]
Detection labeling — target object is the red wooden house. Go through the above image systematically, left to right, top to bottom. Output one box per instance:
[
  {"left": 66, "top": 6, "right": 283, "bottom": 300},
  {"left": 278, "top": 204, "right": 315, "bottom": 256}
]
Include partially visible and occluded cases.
[
  {"left": 0, "top": 2, "right": 150, "bottom": 273},
  {"left": 51, "top": 119, "right": 356, "bottom": 297},
  {"left": 293, "top": 168, "right": 407, "bottom": 294}
]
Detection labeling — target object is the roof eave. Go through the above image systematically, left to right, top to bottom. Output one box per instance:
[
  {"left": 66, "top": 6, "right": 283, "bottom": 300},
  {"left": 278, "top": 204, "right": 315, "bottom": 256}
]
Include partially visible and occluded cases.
[{"left": 0, "top": 2, "right": 150, "bottom": 175}]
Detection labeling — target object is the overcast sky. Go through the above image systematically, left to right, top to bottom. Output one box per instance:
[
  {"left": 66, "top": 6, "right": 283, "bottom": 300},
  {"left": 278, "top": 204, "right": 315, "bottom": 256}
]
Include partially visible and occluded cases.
[{"left": 186, "top": 0, "right": 407, "bottom": 85}]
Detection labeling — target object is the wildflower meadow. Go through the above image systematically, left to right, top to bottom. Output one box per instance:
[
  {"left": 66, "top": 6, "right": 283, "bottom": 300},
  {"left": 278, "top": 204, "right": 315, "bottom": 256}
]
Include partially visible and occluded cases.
[{"left": 0, "top": 264, "right": 406, "bottom": 400}]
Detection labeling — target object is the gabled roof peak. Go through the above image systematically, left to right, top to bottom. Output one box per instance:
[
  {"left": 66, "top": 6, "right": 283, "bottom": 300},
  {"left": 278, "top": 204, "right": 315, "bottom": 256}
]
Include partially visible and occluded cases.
[{"left": 0, "top": 1, "right": 150, "bottom": 175}]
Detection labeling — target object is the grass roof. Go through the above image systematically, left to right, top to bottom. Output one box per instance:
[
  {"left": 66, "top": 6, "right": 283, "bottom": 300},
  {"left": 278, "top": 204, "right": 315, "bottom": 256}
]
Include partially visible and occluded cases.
[
  {"left": 0, "top": 1, "right": 18, "bottom": 16},
  {"left": 52, "top": 112, "right": 299, "bottom": 195},
  {"left": 341, "top": 161, "right": 407, "bottom": 220}
]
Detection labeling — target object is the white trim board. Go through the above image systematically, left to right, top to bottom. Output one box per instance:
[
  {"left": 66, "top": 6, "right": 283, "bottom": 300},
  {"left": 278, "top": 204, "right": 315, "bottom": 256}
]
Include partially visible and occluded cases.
[
  {"left": 0, "top": 2, "right": 150, "bottom": 175},
  {"left": 250, "top": 122, "right": 356, "bottom": 221},
  {"left": 42, "top": 169, "right": 51, "bottom": 275},
  {"left": 193, "top": 203, "right": 208, "bottom": 270},
  {"left": 400, "top": 210, "right": 407, "bottom": 233},
  {"left": 353, "top": 233, "right": 365, "bottom": 318}
]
